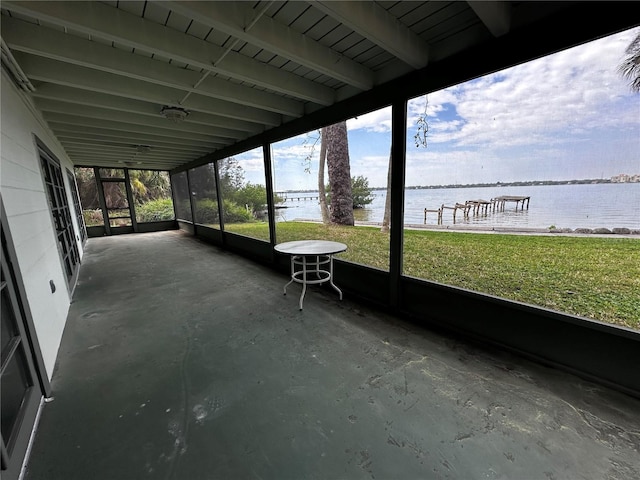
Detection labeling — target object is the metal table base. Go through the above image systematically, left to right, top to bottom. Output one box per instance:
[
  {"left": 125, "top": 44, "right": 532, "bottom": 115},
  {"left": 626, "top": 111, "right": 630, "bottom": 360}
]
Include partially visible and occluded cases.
[
  {"left": 274, "top": 240, "right": 347, "bottom": 310},
  {"left": 283, "top": 254, "right": 343, "bottom": 310}
]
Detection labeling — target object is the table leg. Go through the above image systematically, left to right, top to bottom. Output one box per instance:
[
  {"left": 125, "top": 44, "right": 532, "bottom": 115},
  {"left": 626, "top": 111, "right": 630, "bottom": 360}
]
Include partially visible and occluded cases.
[
  {"left": 328, "top": 254, "right": 343, "bottom": 300},
  {"left": 283, "top": 255, "right": 295, "bottom": 295},
  {"left": 299, "top": 255, "right": 308, "bottom": 310}
]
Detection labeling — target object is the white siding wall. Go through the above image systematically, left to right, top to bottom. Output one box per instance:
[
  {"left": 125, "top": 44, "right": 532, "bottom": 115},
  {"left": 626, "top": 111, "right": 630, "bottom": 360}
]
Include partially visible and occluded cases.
[{"left": 1, "top": 71, "right": 84, "bottom": 379}]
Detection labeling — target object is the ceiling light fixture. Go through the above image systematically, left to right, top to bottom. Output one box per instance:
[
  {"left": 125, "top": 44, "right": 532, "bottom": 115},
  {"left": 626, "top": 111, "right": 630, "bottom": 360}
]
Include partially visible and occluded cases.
[
  {"left": 161, "top": 105, "right": 189, "bottom": 123},
  {"left": 119, "top": 160, "right": 142, "bottom": 167}
]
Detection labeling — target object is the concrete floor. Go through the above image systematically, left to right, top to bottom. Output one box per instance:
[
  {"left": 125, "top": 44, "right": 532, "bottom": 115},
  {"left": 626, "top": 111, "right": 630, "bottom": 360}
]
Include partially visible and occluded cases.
[{"left": 24, "top": 230, "right": 640, "bottom": 480}]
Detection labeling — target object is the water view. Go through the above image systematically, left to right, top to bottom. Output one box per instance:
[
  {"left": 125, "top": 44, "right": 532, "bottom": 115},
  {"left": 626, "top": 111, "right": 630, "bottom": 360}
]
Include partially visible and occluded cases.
[{"left": 275, "top": 182, "right": 640, "bottom": 231}]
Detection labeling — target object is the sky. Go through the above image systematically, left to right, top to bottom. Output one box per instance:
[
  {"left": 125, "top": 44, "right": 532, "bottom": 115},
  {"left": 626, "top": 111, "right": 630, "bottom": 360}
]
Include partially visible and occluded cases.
[{"left": 236, "top": 26, "right": 640, "bottom": 191}]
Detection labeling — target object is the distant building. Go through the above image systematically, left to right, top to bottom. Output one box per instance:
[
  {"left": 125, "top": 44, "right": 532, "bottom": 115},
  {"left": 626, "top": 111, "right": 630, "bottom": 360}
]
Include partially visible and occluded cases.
[{"left": 611, "top": 173, "right": 640, "bottom": 183}]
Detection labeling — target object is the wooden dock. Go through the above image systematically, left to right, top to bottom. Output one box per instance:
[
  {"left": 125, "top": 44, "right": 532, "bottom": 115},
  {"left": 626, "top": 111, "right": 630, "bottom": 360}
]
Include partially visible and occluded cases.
[
  {"left": 276, "top": 192, "right": 319, "bottom": 202},
  {"left": 424, "top": 195, "right": 530, "bottom": 225},
  {"left": 492, "top": 195, "right": 530, "bottom": 211},
  {"left": 466, "top": 199, "right": 492, "bottom": 215}
]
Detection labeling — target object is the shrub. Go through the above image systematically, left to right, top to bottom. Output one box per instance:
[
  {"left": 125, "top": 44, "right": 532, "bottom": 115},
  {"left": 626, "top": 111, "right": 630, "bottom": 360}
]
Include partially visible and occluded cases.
[
  {"left": 326, "top": 175, "right": 374, "bottom": 209},
  {"left": 352, "top": 175, "right": 374, "bottom": 208},
  {"left": 233, "top": 183, "right": 268, "bottom": 212},
  {"left": 136, "top": 198, "right": 175, "bottom": 222},
  {"left": 174, "top": 198, "right": 254, "bottom": 225},
  {"left": 194, "top": 198, "right": 219, "bottom": 224},
  {"left": 223, "top": 200, "right": 254, "bottom": 223},
  {"left": 83, "top": 209, "right": 104, "bottom": 226}
]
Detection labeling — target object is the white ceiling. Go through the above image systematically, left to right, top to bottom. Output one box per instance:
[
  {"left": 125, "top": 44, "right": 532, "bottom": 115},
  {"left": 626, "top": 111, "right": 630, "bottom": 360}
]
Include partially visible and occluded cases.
[{"left": 1, "top": 1, "right": 638, "bottom": 171}]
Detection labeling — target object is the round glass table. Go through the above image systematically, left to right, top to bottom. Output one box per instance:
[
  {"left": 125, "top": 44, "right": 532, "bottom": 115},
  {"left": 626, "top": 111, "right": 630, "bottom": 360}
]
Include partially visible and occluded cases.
[{"left": 274, "top": 240, "right": 347, "bottom": 310}]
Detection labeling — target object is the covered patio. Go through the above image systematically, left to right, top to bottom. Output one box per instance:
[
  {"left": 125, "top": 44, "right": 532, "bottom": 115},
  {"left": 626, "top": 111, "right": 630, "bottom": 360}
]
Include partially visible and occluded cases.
[
  {"left": 2, "top": 2, "right": 639, "bottom": 479},
  {"left": 23, "top": 231, "right": 640, "bottom": 480}
]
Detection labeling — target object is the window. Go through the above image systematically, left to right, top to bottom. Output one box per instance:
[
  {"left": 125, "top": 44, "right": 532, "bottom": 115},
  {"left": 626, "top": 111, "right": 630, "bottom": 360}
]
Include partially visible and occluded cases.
[
  {"left": 401, "top": 29, "right": 640, "bottom": 330},
  {"left": 271, "top": 108, "right": 392, "bottom": 270},
  {"left": 39, "top": 148, "right": 80, "bottom": 287},
  {"left": 218, "top": 148, "right": 270, "bottom": 242},
  {"left": 190, "top": 163, "right": 220, "bottom": 229},
  {"left": 74, "top": 167, "right": 103, "bottom": 227},
  {"left": 66, "top": 169, "right": 86, "bottom": 242},
  {"left": 129, "top": 170, "right": 174, "bottom": 223},
  {"left": 172, "top": 171, "right": 192, "bottom": 222}
]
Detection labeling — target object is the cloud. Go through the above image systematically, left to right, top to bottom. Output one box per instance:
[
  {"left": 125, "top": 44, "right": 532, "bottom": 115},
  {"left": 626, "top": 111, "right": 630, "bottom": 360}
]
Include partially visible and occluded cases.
[
  {"left": 267, "top": 27, "right": 640, "bottom": 190},
  {"left": 416, "top": 27, "right": 640, "bottom": 154},
  {"left": 347, "top": 106, "right": 392, "bottom": 132},
  {"left": 233, "top": 146, "right": 264, "bottom": 175}
]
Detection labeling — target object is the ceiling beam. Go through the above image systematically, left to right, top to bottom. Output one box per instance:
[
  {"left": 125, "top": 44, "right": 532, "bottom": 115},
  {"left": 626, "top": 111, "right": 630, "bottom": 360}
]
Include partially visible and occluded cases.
[
  {"left": 313, "top": 0, "right": 430, "bottom": 70},
  {"left": 2, "top": 1, "right": 335, "bottom": 105},
  {"left": 167, "top": 1, "right": 373, "bottom": 90},
  {"left": 467, "top": 1, "right": 512, "bottom": 37},
  {"left": 1, "top": 15, "right": 304, "bottom": 117},
  {"left": 14, "top": 52, "right": 281, "bottom": 126},
  {"left": 30, "top": 84, "right": 262, "bottom": 134},
  {"left": 33, "top": 98, "right": 249, "bottom": 140},
  {"left": 43, "top": 112, "right": 233, "bottom": 144},
  {"left": 49, "top": 124, "right": 223, "bottom": 150},
  {"left": 57, "top": 135, "right": 213, "bottom": 154},
  {"left": 60, "top": 141, "right": 206, "bottom": 156},
  {"left": 62, "top": 148, "right": 194, "bottom": 161},
  {"left": 67, "top": 150, "right": 191, "bottom": 159},
  {"left": 72, "top": 158, "right": 183, "bottom": 169}
]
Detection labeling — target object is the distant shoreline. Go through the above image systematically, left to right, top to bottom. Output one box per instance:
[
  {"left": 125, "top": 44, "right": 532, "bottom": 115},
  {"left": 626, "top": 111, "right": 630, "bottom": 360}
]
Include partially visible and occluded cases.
[
  {"left": 281, "top": 178, "right": 640, "bottom": 193},
  {"left": 397, "top": 178, "right": 639, "bottom": 191}
]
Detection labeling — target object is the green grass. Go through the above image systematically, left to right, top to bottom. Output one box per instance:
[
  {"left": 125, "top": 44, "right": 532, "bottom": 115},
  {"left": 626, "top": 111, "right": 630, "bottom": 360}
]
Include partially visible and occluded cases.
[{"left": 225, "top": 221, "right": 640, "bottom": 330}]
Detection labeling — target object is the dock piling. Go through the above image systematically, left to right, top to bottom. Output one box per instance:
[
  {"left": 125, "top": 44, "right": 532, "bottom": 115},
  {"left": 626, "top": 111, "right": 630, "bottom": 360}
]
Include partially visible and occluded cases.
[{"left": 425, "top": 195, "right": 530, "bottom": 225}]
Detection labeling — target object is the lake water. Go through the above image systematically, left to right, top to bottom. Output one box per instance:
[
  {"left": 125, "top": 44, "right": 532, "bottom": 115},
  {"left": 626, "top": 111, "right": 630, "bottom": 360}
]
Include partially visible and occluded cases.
[{"left": 275, "top": 183, "right": 640, "bottom": 230}]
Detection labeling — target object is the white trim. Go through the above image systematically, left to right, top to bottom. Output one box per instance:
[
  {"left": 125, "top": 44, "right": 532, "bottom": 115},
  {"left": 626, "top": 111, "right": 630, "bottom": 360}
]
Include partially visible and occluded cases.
[{"left": 18, "top": 395, "right": 46, "bottom": 480}]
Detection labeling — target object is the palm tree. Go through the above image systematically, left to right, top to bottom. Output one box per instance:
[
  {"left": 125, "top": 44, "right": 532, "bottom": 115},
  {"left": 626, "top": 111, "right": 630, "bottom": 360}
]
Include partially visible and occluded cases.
[
  {"left": 619, "top": 32, "right": 640, "bottom": 93},
  {"left": 325, "top": 121, "right": 354, "bottom": 226}
]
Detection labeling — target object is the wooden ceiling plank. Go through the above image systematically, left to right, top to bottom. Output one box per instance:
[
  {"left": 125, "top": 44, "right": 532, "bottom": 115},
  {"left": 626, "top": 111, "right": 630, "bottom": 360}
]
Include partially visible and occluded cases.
[
  {"left": 166, "top": 0, "right": 374, "bottom": 90},
  {"left": 314, "top": 0, "right": 430, "bottom": 69},
  {"left": 467, "top": 0, "right": 512, "bottom": 37},
  {"left": 2, "top": 1, "right": 335, "bottom": 104},
  {"left": 13, "top": 52, "right": 282, "bottom": 126},
  {"left": 31, "top": 84, "right": 264, "bottom": 133},
  {"left": 34, "top": 98, "right": 251, "bottom": 139},
  {"left": 43, "top": 112, "right": 235, "bottom": 143},
  {"left": 49, "top": 123, "right": 223, "bottom": 149}
]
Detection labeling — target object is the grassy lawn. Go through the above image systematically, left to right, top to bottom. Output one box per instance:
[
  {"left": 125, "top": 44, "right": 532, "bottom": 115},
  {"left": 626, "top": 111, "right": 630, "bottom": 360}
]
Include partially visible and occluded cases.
[{"left": 225, "top": 221, "right": 640, "bottom": 330}]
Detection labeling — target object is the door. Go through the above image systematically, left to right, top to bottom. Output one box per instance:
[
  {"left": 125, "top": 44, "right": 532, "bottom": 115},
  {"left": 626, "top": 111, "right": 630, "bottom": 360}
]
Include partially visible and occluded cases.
[
  {"left": 39, "top": 149, "right": 81, "bottom": 288},
  {"left": 96, "top": 168, "right": 137, "bottom": 234},
  {"left": 67, "top": 169, "right": 87, "bottom": 244},
  {"left": 1, "top": 228, "right": 43, "bottom": 480}
]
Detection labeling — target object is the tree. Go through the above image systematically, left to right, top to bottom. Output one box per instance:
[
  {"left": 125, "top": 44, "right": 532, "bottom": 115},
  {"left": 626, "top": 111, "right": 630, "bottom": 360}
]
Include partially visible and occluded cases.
[
  {"left": 619, "top": 32, "right": 640, "bottom": 92},
  {"left": 325, "top": 121, "right": 354, "bottom": 226},
  {"left": 215, "top": 157, "right": 271, "bottom": 221},
  {"left": 217, "top": 157, "right": 245, "bottom": 196},
  {"left": 188, "top": 163, "right": 217, "bottom": 198},
  {"left": 75, "top": 167, "right": 100, "bottom": 209},
  {"left": 75, "top": 168, "right": 171, "bottom": 210},
  {"left": 129, "top": 170, "right": 171, "bottom": 205},
  {"left": 326, "top": 175, "right": 374, "bottom": 209},
  {"left": 351, "top": 175, "right": 374, "bottom": 208},
  {"left": 235, "top": 182, "right": 268, "bottom": 213}
]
